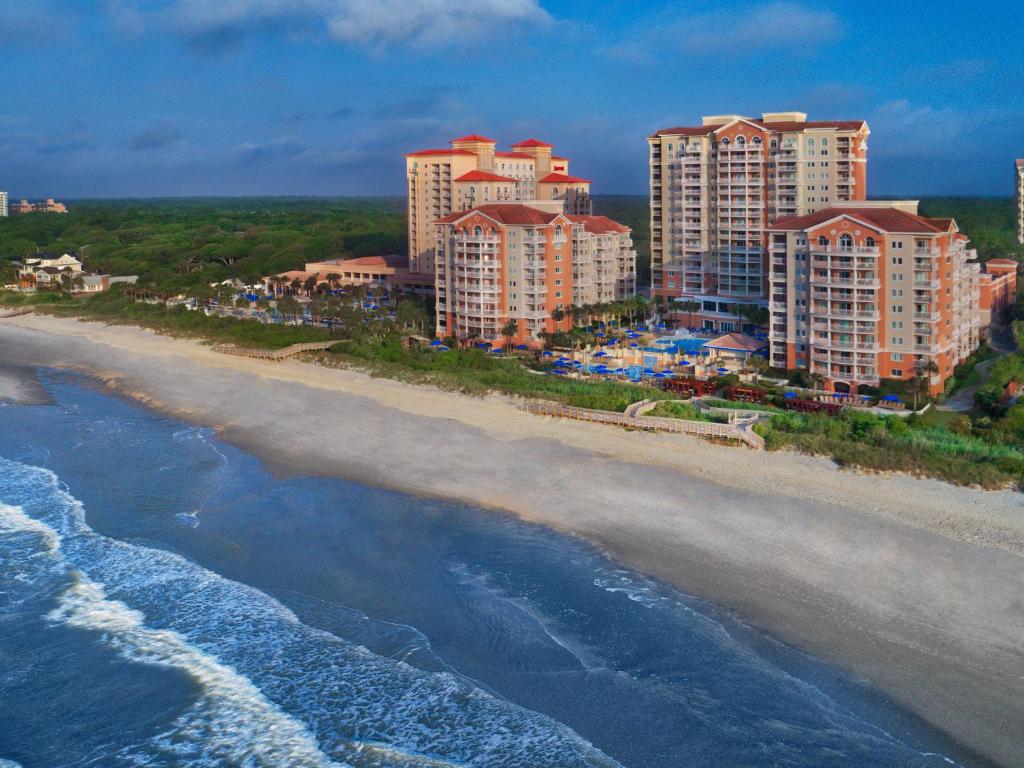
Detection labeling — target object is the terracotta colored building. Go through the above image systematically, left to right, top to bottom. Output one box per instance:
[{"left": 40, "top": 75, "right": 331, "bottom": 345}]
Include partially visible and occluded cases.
[
  {"left": 649, "top": 112, "right": 869, "bottom": 331},
  {"left": 406, "top": 135, "right": 592, "bottom": 275},
  {"left": 9, "top": 198, "right": 68, "bottom": 214},
  {"left": 768, "top": 202, "right": 984, "bottom": 395},
  {"left": 433, "top": 204, "right": 635, "bottom": 346},
  {"left": 265, "top": 254, "right": 434, "bottom": 295},
  {"left": 978, "top": 258, "right": 1018, "bottom": 326}
]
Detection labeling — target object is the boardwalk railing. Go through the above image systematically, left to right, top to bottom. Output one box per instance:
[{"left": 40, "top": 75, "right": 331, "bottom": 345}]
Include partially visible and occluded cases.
[
  {"left": 212, "top": 340, "right": 336, "bottom": 361},
  {"left": 521, "top": 400, "right": 764, "bottom": 449}
]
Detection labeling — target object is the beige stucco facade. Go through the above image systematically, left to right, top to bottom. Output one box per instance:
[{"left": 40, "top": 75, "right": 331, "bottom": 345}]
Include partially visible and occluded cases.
[
  {"left": 649, "top": 111, "right": 869, "bottom": 332},
  {"left": 406, "top": 135, "right": 591, "bottom": 275}
]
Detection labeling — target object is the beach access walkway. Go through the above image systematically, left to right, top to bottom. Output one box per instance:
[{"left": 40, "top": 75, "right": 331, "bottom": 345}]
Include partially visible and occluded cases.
[
  {"left": 0, "top": 308, "right": 35, "bottom": 320},
  {"left": 212, "top": 340, "right": 337, "bottom": 361},
  {"left": 522, "top": 399, "right": 765, "bottom": 449}
]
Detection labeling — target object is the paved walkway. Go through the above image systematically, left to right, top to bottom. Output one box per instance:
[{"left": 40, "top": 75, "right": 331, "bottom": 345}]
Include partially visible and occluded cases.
[{"left": 937, "top": 327, "right": 1016, "bottom": 412}]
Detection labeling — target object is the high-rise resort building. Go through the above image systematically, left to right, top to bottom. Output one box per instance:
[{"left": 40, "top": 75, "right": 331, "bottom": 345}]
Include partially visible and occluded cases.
[
  {"left": 648, "top": 112, "right": 870, "bottom": 332},
  {"left": 406, "top": 135, "right": 592, "bottom": 275},
  {"left": 1016, "top": 159, "right": 1024, "bottom": 244},
  {"left": 0, "top": 191, "right": 7, "bottom": 217},
  {"left": 766, "top": 201, "right": 1015, "bottom": 395},
  {"left": 432, "top": 205, "right": 636, "bottom": 346}
]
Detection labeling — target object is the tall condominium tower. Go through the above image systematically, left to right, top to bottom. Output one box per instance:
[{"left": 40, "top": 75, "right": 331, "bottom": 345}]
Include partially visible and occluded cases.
[
  {"left": 648, "top": 112, "right": 869, "bottom": 332},
  {"left": 406, "top": 135, "right": 592, "bottom": 275},
  {"left": 1016, "top": 159, "right": 1024, "bottom": 244},
  {"left": 768, "top": 202, "right": 988, "bottom": 396},
  {"left": 433, "top": 205, "right": 635, "bottom": 346}
]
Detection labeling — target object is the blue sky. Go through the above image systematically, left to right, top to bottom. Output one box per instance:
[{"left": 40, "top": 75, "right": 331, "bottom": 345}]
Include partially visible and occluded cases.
[{"left": 1, "top": 0, "right": 1020, "bottom": 198}]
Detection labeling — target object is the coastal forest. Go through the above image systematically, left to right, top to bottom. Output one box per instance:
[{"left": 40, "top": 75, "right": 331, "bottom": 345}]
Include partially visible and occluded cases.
[{"left": 0, "top": 195, "right": 1019, "bottom": 292}]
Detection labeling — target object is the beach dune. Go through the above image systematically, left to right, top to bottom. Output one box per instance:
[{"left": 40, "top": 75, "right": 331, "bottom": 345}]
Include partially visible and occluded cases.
[{"left": 2, "top": 314, "right": 1023, "bottom": 768}]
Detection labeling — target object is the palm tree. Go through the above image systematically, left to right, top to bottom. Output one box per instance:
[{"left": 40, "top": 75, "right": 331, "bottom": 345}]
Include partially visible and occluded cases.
[
  {"left": 678, "top": 299, "right": 700, "bottom": 328},
  {"left": 502, "top": 318, "right": 519, "bottom": 351},
  {"left": 911, "top": 360, "right": 940, "bottom": 409}
]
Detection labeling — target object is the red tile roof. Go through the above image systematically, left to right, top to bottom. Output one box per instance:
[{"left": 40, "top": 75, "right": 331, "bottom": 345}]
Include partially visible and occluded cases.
[
  {"left": 651, "top": 118, "right": 866, "bottom": 138},
  {"left": 450, "top": 134, "right": 496, "bottom": 143},
  {"left": 511, "top": 138, "right": 553, "bottom": 148},
  {"left": 405, "top": 148, "right": 476, "bottom": 157},
  {"left": 495, "top": 151, "right": 533, "bottom": 159},
  {"left": 551, "top": 155, "right": 568, "bottom": 161},
  {"left": 1017, "top": 159, "right": 1024, "bottom": 169},
  {"left": 454, "top": 170, "right": 516, "bottom": 182},
  {"left": 539, "top": 172, "right": 590, "bottom": 184},
  {"left": 436, "top": 204, "right": 562, "bottom": 226},
  {"left": 770, "top": 207, "right": 946, "bottom": 234},
  {"left": 567, "top": 215, "right": 629, "bottom": 234},
  {"left": 341, "top": 254, "right": 407, "bottom": 268},
  {"left": 705, "top": 333, "right": 768, "bottom": 353}
]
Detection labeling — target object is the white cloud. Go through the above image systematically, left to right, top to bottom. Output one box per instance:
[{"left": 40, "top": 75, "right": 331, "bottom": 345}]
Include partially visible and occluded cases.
[
  {"left": 115, "top": 0, "right": 552, "bottom": 51},
  {"left": 601, "top": 2, "right": 841, "bottom": 63}
]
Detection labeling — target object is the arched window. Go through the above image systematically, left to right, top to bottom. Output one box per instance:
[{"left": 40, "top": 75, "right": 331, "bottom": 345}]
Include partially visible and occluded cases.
[
  {"left": 736, "top": 135, "right": 746, "bottom": 146},
  {"left": 752, "top": 136, "right": 762, "bottom": 145},
  {"left": 721, "top": 137, "right": 730, "bottom": 146},
  {"left": 807, "top": 138, "right": 815, "bottom": 151},
  {"left": 821, "top": 138, "right": 828, "bottom": 147},
  {"left": 770, "top": 139, "right": 777, "bottom": 148},
  {"left": 667, "top": 143, "right": 673, "bottom": 152},
  {"left": 469, "top": 187, "right": 476, "bottom": 196},
  {"left": 483, "top": 187, "right": 489, "bottom": 201},
  {"left": 552, "top": 188, "right": 559, "bottom": 199},
  {"left": 555, "top": 224, "right": 563, "bottom": 237},
  {"left": 473, "top": 225, "right": 482, "bottom": 236},
  {"left": 839, "top": 233, "right": 853, "bottom": 249},
  {"left": 818, "top": 235, "right": 829, "bottom": 246},
  {"left": 865, "top": 236, "right": 875, "bottom": 247}
]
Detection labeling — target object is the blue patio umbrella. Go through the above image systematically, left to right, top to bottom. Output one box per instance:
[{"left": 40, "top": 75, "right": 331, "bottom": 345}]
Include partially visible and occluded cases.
[
  {"left": 596, "top": 332, "right": 606, "bottom": 338},
  {"left": 606, "top": 338, "right": 618, "bottom": 344},
  {"left": 430, "top": 339, "right": 442, "bottom": 346},
  {"left": 476, "top": 342, "right": 489, "bottom": 348},
  {"left": 630, "top": 343, "right": 640, "bottom": 348},
  {"left": 516, "top": 344, "right": 528, "bottom": 350},
  {"left": 437, "top": 345, "right": 450, "bottom": 351},
  {"left": 491, "top": 347, "right": 503, "bottom": 353},
  {"left": 543, "top": 350, "right": 554, "bottom": 356},
  {"left": 594, "top": 351, "right": 608, "bottom": 358},
  {"left": 571, "top": 360, "right": 583, "bottom": 367},
  {"left": 679, "top": 360, "right": 691, "bottom": 366},
  {"left": 717, "top": 367, "right": 728, "bottom": 374},
  {"left": 644, "top": 368, "right": 656, "bottom": 375},
  {"left": 660, "top": 369, "right": 674, "bottom": 374},
  {"left": 784, "top": 391, "right": 798, "bottom": 398},
  {"left": 882, "top": 394, "right": 901, "bottom": 402}
]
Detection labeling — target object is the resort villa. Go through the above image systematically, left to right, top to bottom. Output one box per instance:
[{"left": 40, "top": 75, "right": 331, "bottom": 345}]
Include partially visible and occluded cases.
[{"left": 264, "top": 255, "right": 435, "bottom": 296}]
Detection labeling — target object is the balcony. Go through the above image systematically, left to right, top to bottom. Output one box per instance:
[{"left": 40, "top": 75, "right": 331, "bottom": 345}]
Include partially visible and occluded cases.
[
  {"left": 912, "top": 278, "right": 941, "bottom": 291},
  {"left": 913, "top": 309, "right": 941, "bottom": 322}
]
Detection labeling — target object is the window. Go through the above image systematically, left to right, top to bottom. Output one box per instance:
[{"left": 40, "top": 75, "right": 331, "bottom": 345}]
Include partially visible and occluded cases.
[
  {"left": 736, "top": 135, "right": 746, "bottom": 146},
  {"left": 807, "top": 138, "right": 815, "bottom": 151},
  {"left": 555, "top": 224, "right": 563, "bottom": 236},
  {"left": 473, "top": 225, "right": 482, "bottom": 236},
  {"left": 839, "top": 233, "right": 853, "bottom": 248},
  {"left": 818, "top": 235, "right": 829, "bottom": 246},
  {"left": 866, "top": 237, "right": 875, "bottom": 247},
  {"left": 892, "top": 353, "right": 903, "bottom": 361},
  {"left": 892, "top": 369, "right": 903, "bottom": 377}
]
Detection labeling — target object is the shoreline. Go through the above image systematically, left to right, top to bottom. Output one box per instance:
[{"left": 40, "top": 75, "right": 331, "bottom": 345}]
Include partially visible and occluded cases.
[{"left": 2, "top": 314, "right": 1023, "bottom": 768}]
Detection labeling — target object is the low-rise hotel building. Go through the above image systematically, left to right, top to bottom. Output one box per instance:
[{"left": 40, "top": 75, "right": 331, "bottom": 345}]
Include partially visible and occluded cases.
[
  {"left": 649, "top": 112, "right": 869, "bottom": 331},
  {"left": 406, "top": 135, "right": 591, "bottom": 275},
  {"left": 0, "top": 191, "right": 7, "bottom": 217},
  {"left": 9, "top": 198, "right": 68, "bottom": 214},
  {"left": 766, "top": 202, "right": 1000, "bottom": 395},
  {"left": 433, "top": 204, "right": 635, "bottom": 346},
  {"left": 265, "top": 255, "right": 435, "bottom": 296},
  {"left": 979, "top": 258, "right": 1018, "bottom": 327}
]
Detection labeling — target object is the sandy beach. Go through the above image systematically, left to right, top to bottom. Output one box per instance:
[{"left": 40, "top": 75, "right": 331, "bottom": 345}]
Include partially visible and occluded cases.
[{"left": 2, "top": 313, "right": 1023, "bottom": 768}]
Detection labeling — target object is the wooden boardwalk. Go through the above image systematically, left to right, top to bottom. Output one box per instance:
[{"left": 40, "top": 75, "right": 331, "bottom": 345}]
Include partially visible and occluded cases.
[
  {"left": 212, "top": 340, "right": 336, "bottom": 361},
  {"left": 521, "top": 400, "right": 764, "bottom": 449}
]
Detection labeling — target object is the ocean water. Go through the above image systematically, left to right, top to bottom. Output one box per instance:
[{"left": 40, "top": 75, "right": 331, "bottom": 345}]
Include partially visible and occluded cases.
[{"left": 0, "top": 371, "right": 974, "bottom": 767}]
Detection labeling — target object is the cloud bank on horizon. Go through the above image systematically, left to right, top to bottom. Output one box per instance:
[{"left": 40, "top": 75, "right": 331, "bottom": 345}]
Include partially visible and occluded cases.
[{"left": 0, "top": 0, "right": 1019, "bottom": 198}]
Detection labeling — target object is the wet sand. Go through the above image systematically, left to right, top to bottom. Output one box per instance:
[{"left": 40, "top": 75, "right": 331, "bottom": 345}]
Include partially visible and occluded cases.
[{"left": 2, "top": 314, "right": 1022, "bottom": 767}]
